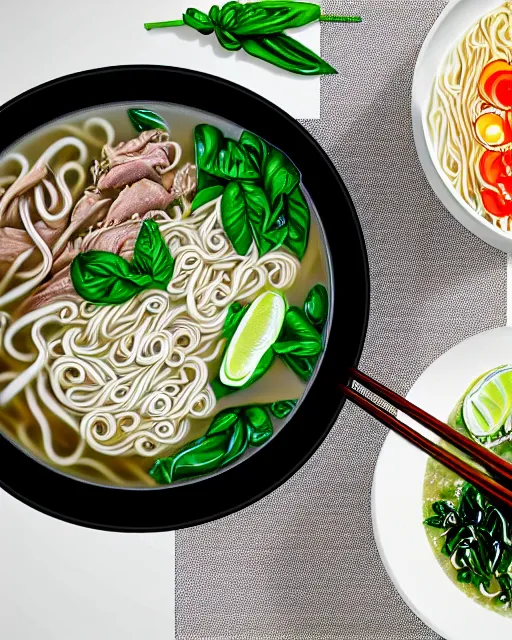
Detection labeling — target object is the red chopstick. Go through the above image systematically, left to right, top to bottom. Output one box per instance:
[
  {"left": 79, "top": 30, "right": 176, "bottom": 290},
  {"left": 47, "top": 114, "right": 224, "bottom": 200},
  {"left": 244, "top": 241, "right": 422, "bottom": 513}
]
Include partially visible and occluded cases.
[{"left": 340, "top": 368, "right": 512, "bottom": 512}]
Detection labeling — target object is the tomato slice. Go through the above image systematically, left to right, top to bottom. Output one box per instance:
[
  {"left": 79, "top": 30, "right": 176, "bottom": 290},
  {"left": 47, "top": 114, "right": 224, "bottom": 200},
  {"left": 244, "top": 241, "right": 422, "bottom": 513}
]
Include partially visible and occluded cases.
[
  {"left": 479, "top": 60, "right": 512, "bottom": 103},
  {"left": 492, "top": 73, "right": 512, "bottom": 109},
  {"left": 480, "top": 151, "right": 503, "bottom": 185},
  {"left": 481, "top": 188, "right": 512, "bottom": 217}
]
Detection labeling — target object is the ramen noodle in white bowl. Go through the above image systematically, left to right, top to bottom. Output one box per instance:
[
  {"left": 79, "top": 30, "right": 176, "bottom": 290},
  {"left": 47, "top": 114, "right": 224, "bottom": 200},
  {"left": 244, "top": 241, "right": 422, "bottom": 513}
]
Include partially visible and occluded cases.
[{"left": 428, "top": 1, "right": 512, "bottom": 230}]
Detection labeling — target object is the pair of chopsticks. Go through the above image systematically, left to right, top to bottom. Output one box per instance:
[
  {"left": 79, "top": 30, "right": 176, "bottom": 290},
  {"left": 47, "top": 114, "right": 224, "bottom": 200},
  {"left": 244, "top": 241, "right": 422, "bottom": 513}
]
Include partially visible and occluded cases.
[{"left": 341, "top": 368, "right": 512, "bottom": 511}]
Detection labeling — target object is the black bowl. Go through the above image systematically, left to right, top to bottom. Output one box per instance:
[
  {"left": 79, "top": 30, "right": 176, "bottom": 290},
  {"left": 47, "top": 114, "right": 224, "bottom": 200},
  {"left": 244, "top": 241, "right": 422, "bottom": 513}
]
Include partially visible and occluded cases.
[{"left": 0, "top": 66, "right": 369, "bottom": 531}]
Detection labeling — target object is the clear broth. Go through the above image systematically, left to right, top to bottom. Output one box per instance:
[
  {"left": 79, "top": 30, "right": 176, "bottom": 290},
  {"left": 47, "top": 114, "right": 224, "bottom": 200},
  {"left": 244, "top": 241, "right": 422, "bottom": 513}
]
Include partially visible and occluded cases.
[{"left": 0, "top": 102, "right": 332, "bottom": 488}]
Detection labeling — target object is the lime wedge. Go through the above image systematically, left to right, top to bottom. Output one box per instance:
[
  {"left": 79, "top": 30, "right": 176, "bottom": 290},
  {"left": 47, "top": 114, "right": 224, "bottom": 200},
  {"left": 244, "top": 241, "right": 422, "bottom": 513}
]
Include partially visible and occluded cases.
[
  {"left": 220, "top": 291, "right": 286, "bottom": 387},
  {"left": 462, "top": 365, "right": 512, "bottom": 437}
]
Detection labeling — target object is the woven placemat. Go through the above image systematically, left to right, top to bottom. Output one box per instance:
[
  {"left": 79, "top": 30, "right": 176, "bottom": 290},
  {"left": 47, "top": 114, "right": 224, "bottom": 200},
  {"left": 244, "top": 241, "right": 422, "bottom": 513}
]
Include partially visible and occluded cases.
[{"left": 176, "top": 1, "right": 507, "bottom": 637}]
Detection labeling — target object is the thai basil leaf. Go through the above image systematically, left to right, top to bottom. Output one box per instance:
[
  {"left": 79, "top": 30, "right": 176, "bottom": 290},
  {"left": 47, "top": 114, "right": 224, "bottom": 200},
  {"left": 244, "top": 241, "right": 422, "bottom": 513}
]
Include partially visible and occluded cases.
[
  {"left": 217, "top": 1, "right": 239, "bottom": 29},
  {"left": 230, "top": 1, "right": 320, "bottom": 35},
  {"left": 210, "top": 6, "right": 242, "bottom": 52},
  {"left": 183, "top": 7, "right": 214, "bottom": 34},
  {"left": 215, "top": 27, "right": 242, "bottom": 50},
  {"left": 241, "top": 34, "right": 337, "bottom": 76},
  {"left": 127, "top": 108, "right": 169, "bottom": 133},
  {"left": 195, "top": 124, "right": 260, "bottom": 188},
  {"left": 239, "top": 130, "right": 270, "bottom": 170},
  {"left": 263, "top": 147, "right": 299, "bottom": 211},
  {"left": 221, "top": 181, "right": 271, "bottom": 256},
  {"left": 191, "top": 185, "right": 225, "bottom": 212},
  {"left": 283, "top": 185, "right": 310, "bottom": 260},
  {"left": 132, "top": 219, "right": 174, "bottom": 286},
  {"left": 71, "top": 220, "right": 174, "bottom": 305},
  {"left": 70, "top": 252, "right": 152, "bottom": 305},
  {"left": 304, "top": 284, "right": 329, "bottom": 330},
  {"left": 223, "top": 301, "right": 249, "bottom": 339},
  {"left": 273, "top": 307, "right": 323, "bottom": 357},
  {"left": 273, "top": 307, "right": 323, "bottom": 382},
  {"left": 212, "top": 348, "right": 275, "bottom": 399},
  {"left": 279, "top": 353, "right": 316, "bottom": 382},
  {"left": 269, "top": 399, "right": 297, "bottom": 419},
  {"left": 149, "top": 403, "right": 274, "bottom": 484},
  {"left": 245, "top": 406, "right": 273, "bottom": 445},
  {"left": 207, "top": 409, "right": 242, "bottom": 435},
  {"left": 149, "top": 432, "right": 231, "bottom": 483},
  {"left": 459, "top": 484, "right": 485, "bottom": 525},
  {"left": 431, "top": 500, "right": 456, "bottom": 518},
  {"left": 486, "top": 507, "right": 512, "bottom": 545},
  {"left": 423, "top": 516, "right": 444, "bottom": 528},
  {"left": 457, "top": 569, "right": 472, "bottom": 584}
]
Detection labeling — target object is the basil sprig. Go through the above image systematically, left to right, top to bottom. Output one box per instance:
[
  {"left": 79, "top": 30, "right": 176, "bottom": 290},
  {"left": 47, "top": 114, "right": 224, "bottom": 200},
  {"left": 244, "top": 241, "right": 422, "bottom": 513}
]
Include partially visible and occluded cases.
[
  {"left": 144, "top": 2, "right": 362, "bottom": 76},
  {"left": 127, "top": 108, "right": 169, "bottom": 133},
  {"left": 193, "top": 124, "right": 310, "bottom": 260},
  {"left": 70, "top": 220, "right": 175, "bottom": 305},
  {"left": 212, "top": 283, "right": 328, "bottom": 398},
  {"left": 274, "top": 283, "right": 328, "bottom": 381},
  {"left": 149, "top": 399, "right": 297, "bottom": 484},
  {"left": 425, "top": 483, "right": 512, "bottom": 606}
]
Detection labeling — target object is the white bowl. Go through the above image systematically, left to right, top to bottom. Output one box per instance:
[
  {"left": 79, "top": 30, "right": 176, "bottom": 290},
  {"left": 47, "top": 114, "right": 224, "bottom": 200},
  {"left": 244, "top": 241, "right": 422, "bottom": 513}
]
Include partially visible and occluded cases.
[
  {"left": 412, "top": 0, "right": 512, "bottom": 253},
  {"left": 372, "top": 327, "right": 512, "bottom": 639}
]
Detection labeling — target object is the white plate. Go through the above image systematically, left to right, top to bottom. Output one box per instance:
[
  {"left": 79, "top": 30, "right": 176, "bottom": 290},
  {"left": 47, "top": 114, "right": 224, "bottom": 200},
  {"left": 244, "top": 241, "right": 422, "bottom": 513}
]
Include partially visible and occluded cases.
[
  {"left": 412, "top": 0, "right": 512, "bottom": 253},
  {"left": 372, "top": 327, "right": 512, "bottom": 639}
]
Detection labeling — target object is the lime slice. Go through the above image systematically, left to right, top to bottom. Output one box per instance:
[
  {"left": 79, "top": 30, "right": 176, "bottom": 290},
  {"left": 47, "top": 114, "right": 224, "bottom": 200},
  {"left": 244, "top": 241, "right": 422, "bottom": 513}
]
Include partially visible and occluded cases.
[
  {"left": 220, "top": 291, "right": 286, "bottom": 387},
  {"left": 462, "top": 365, "right": 512, "bottom": 438}
]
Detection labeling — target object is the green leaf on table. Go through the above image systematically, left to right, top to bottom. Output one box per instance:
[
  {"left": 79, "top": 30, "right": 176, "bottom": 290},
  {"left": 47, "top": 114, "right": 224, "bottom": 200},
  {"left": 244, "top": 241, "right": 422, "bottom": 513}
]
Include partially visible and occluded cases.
[
  {"left": 230, "top": 1, "right": 320, "bottom": 35},
  {"left": 183, "top": 7, "right": 214, "bottom": 34},
  {"left": 241, "top": 34, "right": 337, "bottom": 76},
  {"left": 127, "top": 109, "right": 169, "bottom": 133}
]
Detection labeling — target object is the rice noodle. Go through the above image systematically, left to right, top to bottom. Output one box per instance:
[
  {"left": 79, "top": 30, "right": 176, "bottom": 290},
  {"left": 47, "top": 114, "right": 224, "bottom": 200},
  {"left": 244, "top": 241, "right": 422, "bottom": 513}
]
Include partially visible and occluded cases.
[
  {"left": 428, "top": 1, "right": 512, "bottom": 230},
  {"left": 0, "top": 116, "right": 302, "bottom": 486},
  {"left": 0, "top": 197, "right": 299, "bottom": 466}
]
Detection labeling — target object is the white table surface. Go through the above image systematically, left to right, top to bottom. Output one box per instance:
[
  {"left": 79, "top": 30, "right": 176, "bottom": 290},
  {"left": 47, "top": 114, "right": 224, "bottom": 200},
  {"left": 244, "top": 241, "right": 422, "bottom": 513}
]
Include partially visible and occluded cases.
[{"left": 0, "top": 1, "right": 319, "bottom": 638}]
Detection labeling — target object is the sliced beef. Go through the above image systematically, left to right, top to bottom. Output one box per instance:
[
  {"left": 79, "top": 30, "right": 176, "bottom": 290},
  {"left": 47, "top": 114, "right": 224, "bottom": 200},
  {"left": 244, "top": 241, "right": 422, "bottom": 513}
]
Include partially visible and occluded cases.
[
  {"left": 98, "top": 129, "right": 176, "bottom": 190},
  {"left": 0, "top": 164, "right": 48, "bottom": 225},
  {"left": 103, "top": 179, "right": 173, "bottom": 227}
]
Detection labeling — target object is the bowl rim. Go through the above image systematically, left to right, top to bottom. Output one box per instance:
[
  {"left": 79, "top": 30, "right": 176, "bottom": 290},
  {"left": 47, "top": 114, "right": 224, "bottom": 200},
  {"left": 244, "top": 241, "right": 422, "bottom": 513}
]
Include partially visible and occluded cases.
[
  {"left": 411, "top": 0, "right": 512, "bottom": 253},
  {"left": 0, "top": 64, "right": 370, "bottom": 532}
]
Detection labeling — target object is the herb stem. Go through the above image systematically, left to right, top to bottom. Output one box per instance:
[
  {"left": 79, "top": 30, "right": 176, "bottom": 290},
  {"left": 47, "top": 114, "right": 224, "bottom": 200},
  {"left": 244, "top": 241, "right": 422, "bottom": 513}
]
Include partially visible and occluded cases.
[
  {"left": 320, "top": 15, "right": 362, "bottom": 23},
  {"left": 144, "top": 20, "right": 185, "bottom": 31}
]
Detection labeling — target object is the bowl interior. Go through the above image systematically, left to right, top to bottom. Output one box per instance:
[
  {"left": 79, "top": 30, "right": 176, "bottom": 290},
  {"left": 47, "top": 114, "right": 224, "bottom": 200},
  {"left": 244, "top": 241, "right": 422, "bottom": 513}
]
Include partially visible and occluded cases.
[
  {"left": 412, "top": 0, "right": 512, "bottom": 253},
  {"left": 0, "top": 66, "right": 369, "bottom": 531}
]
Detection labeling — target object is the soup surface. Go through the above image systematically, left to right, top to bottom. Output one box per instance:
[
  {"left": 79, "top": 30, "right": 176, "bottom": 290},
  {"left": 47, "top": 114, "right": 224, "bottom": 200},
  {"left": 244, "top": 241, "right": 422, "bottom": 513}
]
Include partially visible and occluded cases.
[
  {"left": 428, "top": 1, "right": 512, "bottom": 230},
  {"left": 0, "top": 103, "right": 330, "bottom": 487},
  {"left": 423, "top": 365, "right": 512, "bottom": 615}
]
